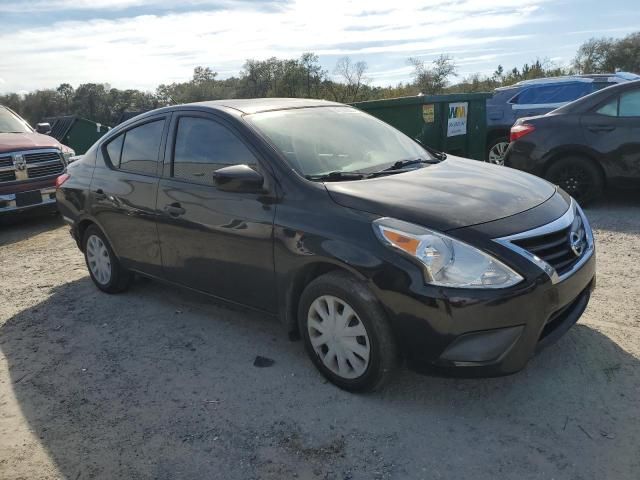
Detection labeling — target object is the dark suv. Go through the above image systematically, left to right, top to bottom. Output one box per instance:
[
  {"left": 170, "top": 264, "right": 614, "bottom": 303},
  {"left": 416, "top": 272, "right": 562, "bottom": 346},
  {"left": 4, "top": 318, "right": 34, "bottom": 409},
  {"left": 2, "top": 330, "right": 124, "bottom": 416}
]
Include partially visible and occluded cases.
[
  {"left": 486, "top": 73, "right": 639, "bottom": 164},
  {"left": 57, "top": 99, "right": 596, "bottom": 392},
  {"left": 0, "top": 105, "right": 74, "bottom": 214}
]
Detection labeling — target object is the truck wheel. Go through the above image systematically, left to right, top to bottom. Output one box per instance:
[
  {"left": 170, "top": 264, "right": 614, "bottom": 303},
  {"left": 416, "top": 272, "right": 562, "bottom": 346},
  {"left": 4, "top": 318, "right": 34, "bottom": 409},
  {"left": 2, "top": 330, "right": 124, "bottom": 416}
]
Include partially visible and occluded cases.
[
  {"left": 487, "top": 137, "right": 509, "bottom": 165},
  {"left": 545, "top": 156, "right": 604, "bottom": 206},
  {"left": 83, "top": 225, "right": 132, "bottom": 293},
  {"left": 298, "top": 271, "right": 398, "bottom": 392}
]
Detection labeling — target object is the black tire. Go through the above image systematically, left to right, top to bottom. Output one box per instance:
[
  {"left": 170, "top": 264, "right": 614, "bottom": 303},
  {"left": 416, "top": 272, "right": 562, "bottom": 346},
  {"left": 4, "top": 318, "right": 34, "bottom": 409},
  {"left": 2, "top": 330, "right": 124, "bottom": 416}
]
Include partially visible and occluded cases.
[
  {"left": 487, "top": 136, "right": 509, "bottom": 165},
  {"left": 545, "top": 156, "right": 604, "bottom": 206},
  {"left": 83, "top": 225, "right": 132, "bottom": 293},
  {"left": 298, "top": 271, "right": 398, "bottom": 392}
]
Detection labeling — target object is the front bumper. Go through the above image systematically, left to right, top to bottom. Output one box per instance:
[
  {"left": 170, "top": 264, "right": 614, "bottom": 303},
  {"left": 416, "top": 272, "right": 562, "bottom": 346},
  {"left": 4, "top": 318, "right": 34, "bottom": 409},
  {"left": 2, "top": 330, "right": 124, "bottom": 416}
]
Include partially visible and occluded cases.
[
  {"left": 0, "top": 186, "right": 57, "bottom": 214},
  {"left": 372, "top": 235, "right": 596, "bottom": 377}
]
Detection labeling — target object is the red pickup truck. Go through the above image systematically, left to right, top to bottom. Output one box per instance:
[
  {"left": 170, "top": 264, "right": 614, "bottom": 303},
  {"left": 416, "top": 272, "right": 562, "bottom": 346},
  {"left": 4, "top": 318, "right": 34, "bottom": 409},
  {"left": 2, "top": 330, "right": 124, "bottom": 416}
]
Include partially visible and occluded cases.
[{"left": 1, "top": 105, "right": 74, "bottom": 214}]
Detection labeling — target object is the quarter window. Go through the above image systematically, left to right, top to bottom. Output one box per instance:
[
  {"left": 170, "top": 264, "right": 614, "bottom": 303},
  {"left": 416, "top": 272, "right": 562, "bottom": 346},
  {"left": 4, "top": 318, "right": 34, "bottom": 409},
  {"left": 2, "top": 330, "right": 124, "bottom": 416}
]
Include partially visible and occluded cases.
[
  {"left": 597, "top": 99, "right": 618, "bottom": 116},
  {"left": 172, "top": 117, "right": 257, "bottom": 185},
  {"left": 105, "top": 134, "right": 124, "bottom": 165}
]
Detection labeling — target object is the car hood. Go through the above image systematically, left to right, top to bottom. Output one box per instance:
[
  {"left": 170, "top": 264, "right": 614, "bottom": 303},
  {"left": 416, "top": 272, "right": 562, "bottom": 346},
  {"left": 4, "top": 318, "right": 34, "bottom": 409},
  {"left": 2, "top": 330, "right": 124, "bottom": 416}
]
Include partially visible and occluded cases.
[
  {"left": 0, "top": 132, "right": 63, "bottom": 154},
  {"left": 325, "top": 156, "right": 556, "bottom": 232}
]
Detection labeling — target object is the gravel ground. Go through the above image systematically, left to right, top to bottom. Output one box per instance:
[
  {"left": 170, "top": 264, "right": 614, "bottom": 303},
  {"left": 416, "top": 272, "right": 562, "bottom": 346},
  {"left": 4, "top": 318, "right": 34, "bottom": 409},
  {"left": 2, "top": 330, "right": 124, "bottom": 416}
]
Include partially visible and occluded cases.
[{"left": 1, "top": 194, "right": 639, "bottom": 480}]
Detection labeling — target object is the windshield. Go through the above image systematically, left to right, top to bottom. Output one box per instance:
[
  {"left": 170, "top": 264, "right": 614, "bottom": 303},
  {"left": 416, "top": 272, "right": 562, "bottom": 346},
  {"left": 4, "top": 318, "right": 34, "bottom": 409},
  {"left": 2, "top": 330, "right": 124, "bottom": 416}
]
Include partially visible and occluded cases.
[
  {"left": 0, "top": 107, "right": 32, "bottom": 134},
  {"left": 246, "top": 107, "right": 432, "bottom": 177}
]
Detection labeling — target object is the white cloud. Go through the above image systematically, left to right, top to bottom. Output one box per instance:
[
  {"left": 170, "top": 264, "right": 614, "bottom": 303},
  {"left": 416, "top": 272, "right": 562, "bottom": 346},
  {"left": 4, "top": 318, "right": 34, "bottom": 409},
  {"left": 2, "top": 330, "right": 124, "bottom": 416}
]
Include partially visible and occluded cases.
[
  {"left": 0, "top": 0, "right": 550, "bottom": 92},
  {"left": 0, "top": 0, "right": 274, "bottom": 13}
]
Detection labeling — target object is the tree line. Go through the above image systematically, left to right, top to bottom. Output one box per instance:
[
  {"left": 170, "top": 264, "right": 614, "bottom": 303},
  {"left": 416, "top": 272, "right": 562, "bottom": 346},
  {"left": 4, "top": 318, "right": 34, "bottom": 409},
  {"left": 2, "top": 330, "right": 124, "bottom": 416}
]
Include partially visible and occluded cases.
[{"left": 2, "top": 32, "right": 638, "bottom": 127}]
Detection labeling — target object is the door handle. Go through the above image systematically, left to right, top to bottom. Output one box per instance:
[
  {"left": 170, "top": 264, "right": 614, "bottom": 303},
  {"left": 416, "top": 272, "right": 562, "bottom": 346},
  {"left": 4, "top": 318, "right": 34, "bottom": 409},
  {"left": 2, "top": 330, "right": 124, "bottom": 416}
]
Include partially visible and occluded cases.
[
  {"left": 587, "top": 125, "right": 615, "bottom": 133},
  {"left": 93, "top": 189, "right": 118, "bottom": 204},
  {"left": 164, "top": 202, "right": 186, "bottom": 217}
]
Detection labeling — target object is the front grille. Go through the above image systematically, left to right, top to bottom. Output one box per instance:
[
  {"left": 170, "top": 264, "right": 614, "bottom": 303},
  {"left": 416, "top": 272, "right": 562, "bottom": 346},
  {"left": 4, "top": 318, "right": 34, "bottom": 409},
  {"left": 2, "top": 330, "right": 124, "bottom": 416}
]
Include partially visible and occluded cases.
[
  {"left": 0, "top": 149, "right": 65, "bottom": 183},
  {"left": 25, "top": 151, "right": 62, "bottom": 164},
  {"left": 0, "top": 156, "right": 13, "bottom": 168},
  {"left": 27, "top": 162, "right": 65, "bottom": 178},
  {"left": 0, "top": 170, "right": 16, "bottom": 182},
  {"left": 512, "top": 215, "right": 585, "bottom": 276}
]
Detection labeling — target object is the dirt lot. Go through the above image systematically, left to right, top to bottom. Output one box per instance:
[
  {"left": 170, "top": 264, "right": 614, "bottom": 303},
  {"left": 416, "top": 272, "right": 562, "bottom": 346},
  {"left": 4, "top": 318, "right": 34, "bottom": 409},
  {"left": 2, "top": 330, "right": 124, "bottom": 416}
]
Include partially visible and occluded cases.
[{"left": 1, "top": 195, "right": 639, "bottom": 480}]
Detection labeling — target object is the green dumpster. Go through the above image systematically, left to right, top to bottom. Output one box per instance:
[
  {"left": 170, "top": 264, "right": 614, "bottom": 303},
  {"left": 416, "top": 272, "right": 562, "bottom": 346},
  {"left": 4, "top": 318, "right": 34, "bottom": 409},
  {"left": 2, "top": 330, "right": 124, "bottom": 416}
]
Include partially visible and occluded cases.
[
  {"left": 352, "top": 93, "right": 491, "bottom": 161},
  {"left": 42, "top": 115, "right": 110, "bottom": 155}
]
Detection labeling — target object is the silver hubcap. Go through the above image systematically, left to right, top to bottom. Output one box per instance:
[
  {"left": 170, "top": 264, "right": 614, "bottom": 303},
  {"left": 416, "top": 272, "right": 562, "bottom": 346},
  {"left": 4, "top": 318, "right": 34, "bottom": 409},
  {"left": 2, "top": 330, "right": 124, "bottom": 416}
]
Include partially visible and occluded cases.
[
  {"left": 488, "top": 141, "right": 509, "bottom": 165},
  {"left": 86, "top": 234, "right": 112, "bottom": 285},
  {"left": 307, "top": 295, "right": 371, "bottom": 379}
]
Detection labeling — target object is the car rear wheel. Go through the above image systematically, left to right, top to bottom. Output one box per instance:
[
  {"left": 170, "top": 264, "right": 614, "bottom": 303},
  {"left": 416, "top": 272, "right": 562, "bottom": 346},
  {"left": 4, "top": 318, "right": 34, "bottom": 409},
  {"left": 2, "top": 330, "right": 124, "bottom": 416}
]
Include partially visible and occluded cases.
[
  {"left": 487, "top": 137, "right": 509, "bottom": 165},
  {"left": 545, "top": 156, "right": 604, "bottom": 205},
  {"left": 83, "top": 225, "right": 132, "bottom": 293},
  {"left": 298, "top": 271, "right": 398, "bottom": 392}
]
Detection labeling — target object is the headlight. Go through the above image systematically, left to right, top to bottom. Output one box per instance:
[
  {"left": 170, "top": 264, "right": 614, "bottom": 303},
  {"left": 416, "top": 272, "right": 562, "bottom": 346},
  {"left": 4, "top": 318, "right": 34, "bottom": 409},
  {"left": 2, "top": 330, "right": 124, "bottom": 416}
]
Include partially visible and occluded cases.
[
  {"left": 61, "top": 148, "right": 75, "bottom": 163},
  {"left": 373, "top": 218, "right": 523, "bottom": 289}
]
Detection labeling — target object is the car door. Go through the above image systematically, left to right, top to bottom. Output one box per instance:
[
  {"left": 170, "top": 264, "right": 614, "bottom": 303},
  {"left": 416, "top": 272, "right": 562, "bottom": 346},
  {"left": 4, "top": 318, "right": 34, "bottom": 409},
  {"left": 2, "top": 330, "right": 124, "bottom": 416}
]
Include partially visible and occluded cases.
[
  {"left": 581, "top": 88, "right": 640, "bottom": 185},
  {"left": 155, "top": 111, "right": 278, "bottom": 312},
  {"left": 90, "top": 114, "right": 169, "bottom": 276}
]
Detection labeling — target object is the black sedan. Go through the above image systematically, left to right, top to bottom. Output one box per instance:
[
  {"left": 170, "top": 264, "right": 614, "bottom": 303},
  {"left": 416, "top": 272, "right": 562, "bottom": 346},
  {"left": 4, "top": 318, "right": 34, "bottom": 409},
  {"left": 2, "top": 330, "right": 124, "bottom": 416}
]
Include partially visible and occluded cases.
[
  {"left": 505, "top": 80, "right": 640, "bottom": 204},
  {"left": 56, "top": 99, "right": 595, "bottom": 392}
]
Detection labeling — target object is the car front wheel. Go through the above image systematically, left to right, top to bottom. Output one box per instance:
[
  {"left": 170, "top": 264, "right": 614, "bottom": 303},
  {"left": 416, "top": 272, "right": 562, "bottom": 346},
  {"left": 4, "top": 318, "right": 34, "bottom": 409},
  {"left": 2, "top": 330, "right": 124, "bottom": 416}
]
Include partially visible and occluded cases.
[{"left": 298, "top": 271, "right": 398, "bottom": 392}]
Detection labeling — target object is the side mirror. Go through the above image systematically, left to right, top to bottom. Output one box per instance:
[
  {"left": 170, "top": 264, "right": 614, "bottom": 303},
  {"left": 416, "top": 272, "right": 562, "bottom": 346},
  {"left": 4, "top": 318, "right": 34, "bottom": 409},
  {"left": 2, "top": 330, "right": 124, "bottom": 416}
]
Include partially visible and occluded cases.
[
  {"left": 36, "top": 122, "right": 52, "bottom": 135},
  {"left": 213, "top": 164, "right": 264, "bottom": 193}
]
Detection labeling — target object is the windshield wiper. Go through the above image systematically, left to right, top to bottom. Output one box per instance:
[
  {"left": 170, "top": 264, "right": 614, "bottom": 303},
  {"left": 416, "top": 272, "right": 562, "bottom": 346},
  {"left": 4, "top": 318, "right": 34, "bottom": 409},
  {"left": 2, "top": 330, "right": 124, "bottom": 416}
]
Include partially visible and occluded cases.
[
  {"left": 414, "top": 139, "right": 448, "bottom": 161},
  {"left": 305, "top": 156, "right": 444, "bottom": 181},
  {"left": 379, "top": 157, "right": 441, "bottom": 172},
  {"left": 305, "top": 171, "right": 367, "bottom": 182}
]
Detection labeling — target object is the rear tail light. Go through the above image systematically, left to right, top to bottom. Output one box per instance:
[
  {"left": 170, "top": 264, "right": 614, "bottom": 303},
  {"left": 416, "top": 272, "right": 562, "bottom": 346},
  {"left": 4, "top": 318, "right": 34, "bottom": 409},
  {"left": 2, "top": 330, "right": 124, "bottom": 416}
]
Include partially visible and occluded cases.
[
  {"left": 510, "top": 123, "right": 535, "bottom": 142},
  {"left": 55, "top": 173, "right": 70, "bottom": 189}
]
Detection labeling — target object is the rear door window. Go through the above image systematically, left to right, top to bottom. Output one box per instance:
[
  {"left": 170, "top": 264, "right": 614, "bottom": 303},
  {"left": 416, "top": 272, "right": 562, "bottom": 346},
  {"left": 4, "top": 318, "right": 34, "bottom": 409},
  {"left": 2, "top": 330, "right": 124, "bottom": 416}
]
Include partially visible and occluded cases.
[
  {"left": 619, "top": 90, "right": 640, "bottom": 117},
  {"left": 172, "top": 116, "right": 257, "bottom": 185},
  {"left": 120, "top": 120, "right": 165, "bottom": 175}
]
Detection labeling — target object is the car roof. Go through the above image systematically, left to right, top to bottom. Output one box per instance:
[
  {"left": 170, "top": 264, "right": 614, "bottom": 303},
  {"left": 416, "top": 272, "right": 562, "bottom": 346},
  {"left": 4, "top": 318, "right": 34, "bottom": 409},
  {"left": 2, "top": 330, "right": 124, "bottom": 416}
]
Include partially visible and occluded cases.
[
  {"left": 495, "top": 72, "right": 640, "bottom": 92},
  {"left": 183, "top": 98, "right": 345, "bottom": 114}
]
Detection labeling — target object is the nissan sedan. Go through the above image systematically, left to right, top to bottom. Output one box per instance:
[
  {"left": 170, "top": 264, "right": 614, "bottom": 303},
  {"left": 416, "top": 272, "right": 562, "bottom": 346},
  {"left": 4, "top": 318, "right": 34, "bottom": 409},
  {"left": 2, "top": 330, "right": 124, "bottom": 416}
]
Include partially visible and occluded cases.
[{"left": 56, "top": 99, "right": 596, "bottom": 392}]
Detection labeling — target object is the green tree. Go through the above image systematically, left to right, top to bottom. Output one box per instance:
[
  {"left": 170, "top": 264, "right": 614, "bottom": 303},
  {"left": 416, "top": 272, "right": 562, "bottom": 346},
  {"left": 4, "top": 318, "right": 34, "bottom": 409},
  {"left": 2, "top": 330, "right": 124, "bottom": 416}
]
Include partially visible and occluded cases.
[
  {"left": 575, "top": 32, "right": 640, "bottom": 73},
  {"left": 408, "top": 54, "right": 457, "bottom": 94},
  {"left": 56, "top": 83, "right": 74, "bottom": 114}
]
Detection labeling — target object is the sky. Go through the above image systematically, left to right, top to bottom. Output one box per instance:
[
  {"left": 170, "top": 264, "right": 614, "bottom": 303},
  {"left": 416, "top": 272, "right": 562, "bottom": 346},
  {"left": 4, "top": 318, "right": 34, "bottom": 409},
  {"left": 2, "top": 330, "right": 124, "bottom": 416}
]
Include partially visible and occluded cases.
[{"left": 0, "top": 0, "right": 638, "bottom": 94}]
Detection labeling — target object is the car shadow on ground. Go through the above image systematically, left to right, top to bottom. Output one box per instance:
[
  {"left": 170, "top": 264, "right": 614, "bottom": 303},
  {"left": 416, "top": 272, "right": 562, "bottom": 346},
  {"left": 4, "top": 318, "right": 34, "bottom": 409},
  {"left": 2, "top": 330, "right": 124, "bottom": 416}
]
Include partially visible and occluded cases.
[
  {"left": 0, "top": 209, "right": 63, "bottom": 248},
  {"left": 2, "top": 276, "right": 638, "bottom": 479}
]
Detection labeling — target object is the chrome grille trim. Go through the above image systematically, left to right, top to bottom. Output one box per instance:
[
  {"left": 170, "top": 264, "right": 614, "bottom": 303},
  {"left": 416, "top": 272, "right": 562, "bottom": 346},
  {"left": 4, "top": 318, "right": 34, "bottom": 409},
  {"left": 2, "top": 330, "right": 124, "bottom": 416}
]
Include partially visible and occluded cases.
[
  {"left": 0, "top": 148, "right": 65, "bottom": 183},
  {"left": 25, "top": 151, "right": 62, "bottom": 164},
  {"left": 0, "top": 156, "right": 13, "bottom": 169},
  {"left": 27, "top": 163, "right": 65, "bottom": 178},
  {"left": 494, "top": 199, "right": 595, "bottom": 284}
]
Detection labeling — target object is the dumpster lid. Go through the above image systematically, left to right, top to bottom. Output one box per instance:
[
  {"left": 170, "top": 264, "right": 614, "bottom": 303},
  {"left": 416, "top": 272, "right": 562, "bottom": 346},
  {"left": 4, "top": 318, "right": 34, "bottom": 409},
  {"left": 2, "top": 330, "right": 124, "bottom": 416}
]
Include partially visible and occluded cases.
[
  {"left": 352, "top": 92, "right": 492, "bottom": 109},
  {"left": 41, "top": 115, "right": 77, "bottom": 141}
]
